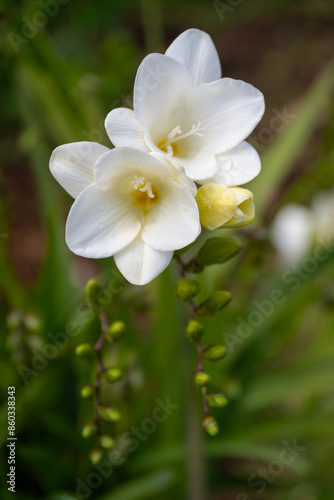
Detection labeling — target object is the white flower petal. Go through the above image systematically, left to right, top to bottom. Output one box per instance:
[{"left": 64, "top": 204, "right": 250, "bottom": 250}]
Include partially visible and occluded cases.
[
  {"left": 165, "top": 28, "right": 221, "bottom": 85},
  {"left": 134, "top": 54, "right": 191, "bottom": 141},
  {"left": 192, "top": 78, "right": 265, "bottom": 152},
  {"left": 105, "top": 108, "right": 149, "bottom": 151},
  {"left": 50, "top": 142, "right": 109, "bottom": 198},
  {"left": 200, "top": 142, "right": 261, "bottom": 186},
  {"left": 94, "top": 147, "right": 172, "bottom": 191},
  {"left": 179, "top": 151, "right": 218, "bottom": 181},
  {"left": 148, "top": 152, "right": 198, "bottom": 196},
  {"left": 142, "top": 183, "right": 200, "bottom": 251},
  {"left": 66, "top": 184, "right": 141, "bottom": 258},
  {"left": 114, "top": 236, "right": 173, "bottom": 285}
]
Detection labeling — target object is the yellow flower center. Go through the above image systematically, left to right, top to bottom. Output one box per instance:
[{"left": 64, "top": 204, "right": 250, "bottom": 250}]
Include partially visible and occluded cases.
[
  {"left": 157, "top": 122, "right": 204, "bottom": 157},
  {"left": 131, "top": 176, "right": 159, "bottom": 213}
]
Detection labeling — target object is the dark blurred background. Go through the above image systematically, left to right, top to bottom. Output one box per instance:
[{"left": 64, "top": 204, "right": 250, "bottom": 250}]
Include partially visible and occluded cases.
[{"left": 1, "top": 1, "right": 334, "bottom": 499}]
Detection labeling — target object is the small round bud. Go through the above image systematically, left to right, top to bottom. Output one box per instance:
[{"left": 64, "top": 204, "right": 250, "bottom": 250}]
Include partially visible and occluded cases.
[
  {"left": 175, "top": 278, "right": 200, "bottom": 301},
  {"left": 85, "top": 279, "right": 103, "bottom": 309},
  {"left": 196, "top": 291, "right": 232, "bottom": 316},
  {"left": 6, "top": 311, "right": 23, "bottom": 331},
  {"left": 24, "top": 314, "right": 42, "bottom": 333},
  {"left": 185, "top": 320, "right": 204, "bottom": 341},
  {"left": 105, "top": 321, "right": 125, "bottom": 341},
  {"left": 75, "top": 343, "right": 95, "bottom": 361},
  {"left": 204, "top": 345, "right": 227, "bottom": 361},
  {"left": 104, "top": 368, "right": 123, "bottom": 383},
  {"left": 194, "top": 372, "right": 211, "bottom": 387},
  {"left": 80, "top": 385, "right": 95, "bottom": 399},
  {"left": 206, "top": 393, "right": 228, "bottom": 408},
  {"left": 98, "top": 406, "right": 122, "bottom": 422},
  {"left": 202, "top": 416, "right": 219, "bottom": 436},
  {"left": 82, "top": 422, "right": 97, "bottom": 438},
  {"left": 99, "top": 435, "right": 115, "bottom": 449},
  {"left": 89, "top": 449, "right": 104, "bottom": 464}
]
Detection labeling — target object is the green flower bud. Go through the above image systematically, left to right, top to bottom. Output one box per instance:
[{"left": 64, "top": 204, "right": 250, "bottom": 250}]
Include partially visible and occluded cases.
[
  {"left": 197, "top": 237, "right": 242, "bottom": 267},
  {"left": 175, "top": 278, "right": 200, "bottom": 301},
  {"left": 85, "top": 279, "right": 103, "bottom": 309},
  {"left": 196, "top": 291, "right": 232, "bottom": 317},
  {"left": 6, "top": 311, "right": 22, "bottom": 331},
  {"left": 24, "top": 314, "right": 42, "bottom": 333},
  {"left": 185, "top": 320, "right": 204, "bottom": 341},
  {"left": 105, "top": 321, "right": 125, "bottom": 341},
  {"left": 75, "top": 343, "right": 95, "bottom": 361},
  {"left": 204, "top": 345, "right": 227, "bottom": 361},
  {"left": 104, "top": 368, "right": 123, "bottom": 383},
  {"left": 194, "top": 372, "right": 211, "bottom": 387},
  {"left": 80, "top": 385, "right": 95, "bottom": 399},
  {"left": 206, "top": 393, "right": 228, "bottom": 408},
  {"left": 98, "top": 406, "right": 121, "bottom": 422},
  {"left": 202, "top": 416, "right": 219, "bottom": 436},
  {"left": 82, "top": 422, "right": 97, "bottom": 438},
  {"left": 99, "top": 435, "right": 115, "bottom": 449},
  {"left": 89, "top": 449, "right": 104, "bottom": 465}
]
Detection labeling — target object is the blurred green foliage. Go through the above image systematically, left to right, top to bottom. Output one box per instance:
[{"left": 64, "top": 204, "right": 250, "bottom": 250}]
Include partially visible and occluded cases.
[{"left": 1, "top": 0, "right": 334, "bottom": 499}]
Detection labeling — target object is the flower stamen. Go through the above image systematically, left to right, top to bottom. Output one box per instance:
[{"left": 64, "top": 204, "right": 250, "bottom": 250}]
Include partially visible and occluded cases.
[
  {"left": 158, "top": 121, "right": 205, "bottom": 157},
  {"left": 131, "top": 176, "right": 155, "bottom": 199}
]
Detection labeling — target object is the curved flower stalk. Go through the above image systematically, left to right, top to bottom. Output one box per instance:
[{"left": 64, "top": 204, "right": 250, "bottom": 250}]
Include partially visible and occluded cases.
[
  {"left": 105, "top": 28, "right": 264, "bottom": 184},
  {"left": 50, "top": 144, "right": 200, "bottom": 285},
  {"left": 77, "top": 280, "right": 126, "bottom": 464}
]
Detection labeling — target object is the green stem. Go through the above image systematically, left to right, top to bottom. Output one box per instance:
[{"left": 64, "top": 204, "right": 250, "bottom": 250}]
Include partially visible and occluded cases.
[
  {"left": 177, "top": 259, "right": 207, "bottom": 500},
  {"left": 93, "top": 310, "right": 109, "bottom": 437}
]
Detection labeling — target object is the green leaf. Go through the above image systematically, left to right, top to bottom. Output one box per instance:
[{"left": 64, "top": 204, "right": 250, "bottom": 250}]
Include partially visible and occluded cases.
[
  {"left": 197, "top": 237, "right": 242, "bottom": 267},
  {"left": 99, "top": 468, "right": 176, "bottom": 500}
]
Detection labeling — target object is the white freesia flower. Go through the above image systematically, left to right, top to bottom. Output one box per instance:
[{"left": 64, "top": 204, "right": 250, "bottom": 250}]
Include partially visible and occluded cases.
[
  {"left": 105, "top": 28, "right": 264, "bottom": 183},
  {"left": 50, "top": 143, "right": 200, "bottom": 285},
  {"left": 271, "top": 205, "right": 313, "bottom": 266}
]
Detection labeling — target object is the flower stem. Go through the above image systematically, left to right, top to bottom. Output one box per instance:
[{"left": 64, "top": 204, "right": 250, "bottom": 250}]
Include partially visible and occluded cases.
[
  {"left": 178, "top": 257, "right": 210, "bottom": 417},
  {"left": 177, "top": 258, "right": 207, "bottom": 500},
  {"left": 92, "top": 310, "right": 109, "bottom": 437}
]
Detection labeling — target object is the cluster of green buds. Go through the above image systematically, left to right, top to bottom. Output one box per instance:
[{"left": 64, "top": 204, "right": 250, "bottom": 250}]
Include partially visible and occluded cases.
[
  {"left": 175, "top": 237, "right": 242, "bottom": 436},
  {"left": 76, "top": 279, "right": 126, "bottom": 463},
  {"left": 5, "top": 310, "right": 43, "bottom": 363},
  {"left": 184, "top": 316, "right": 228, "bottom": 436}
]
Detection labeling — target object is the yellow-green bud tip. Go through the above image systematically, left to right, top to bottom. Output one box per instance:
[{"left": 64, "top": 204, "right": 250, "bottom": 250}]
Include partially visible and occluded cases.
[
  {"left": 175, "top": 278, "right": 200, "bottom": 301},
  {"left": 85, "top": 279, "right": 104, "bottom": 309},
  {"left": 185, "top": 320, "right": 204, "bottom": 341},
  {"left": 105, "top": 321, "right": 125, "bottom": 341},
  {"left": 75, "top": 343, "right": 95, "bottom": 360},
  {"left": 204, "top": 345, "right": 227, "bottom": 361},
  {"left": 104, "top": 368, "right": 123, "bottom": 383},
  {"left": 194, "top": 372, "right": 211, "bottom": 387},
  {"left": 80, "top": 385, "right": 95, "bottom": 399},
  {"left": 206, "top": 393, "right": 228, "bottom": 408},
  {"left": 98, "top": 406, "right": 122, "bottom": 422},
  {"left": 202, "top": 416, "right": 219, "bottom": 436},
  {"left": 82, "top": 422, "right": 97, "bottom": 438},
  {"left": 99, "top": 435, "right": 115, "bottom": 449},
  {"left": 89, "top": 449, "right": 104, "bottom": 465}
]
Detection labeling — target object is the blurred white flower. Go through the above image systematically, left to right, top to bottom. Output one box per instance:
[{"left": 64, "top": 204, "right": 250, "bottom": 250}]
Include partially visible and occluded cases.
[
  {"left": 105, "top": 28, "right": 264, "bottom": 183},
  {"left": 50, "top": 143, "right": 200, "bottom": 285},
  {"left": 271, "top": 190, "right": 334, "bottom": 266}
]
